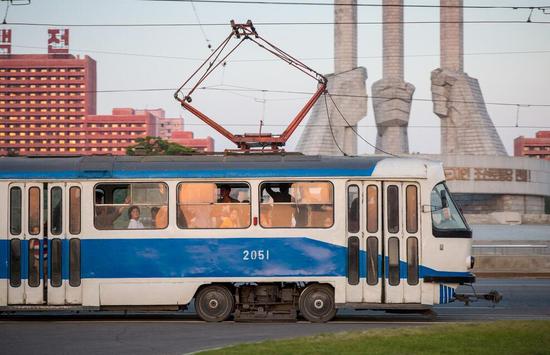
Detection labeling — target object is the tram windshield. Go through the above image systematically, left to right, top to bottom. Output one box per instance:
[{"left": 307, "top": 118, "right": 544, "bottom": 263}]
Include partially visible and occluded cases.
[{"left": 430, "top": 183, "right": 470, "bottom": 237}]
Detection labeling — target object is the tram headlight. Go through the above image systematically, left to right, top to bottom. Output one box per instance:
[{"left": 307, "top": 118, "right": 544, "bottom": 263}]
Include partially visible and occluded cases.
[{"left": 466, "top": 256, "right": 475, "bottom": 269}]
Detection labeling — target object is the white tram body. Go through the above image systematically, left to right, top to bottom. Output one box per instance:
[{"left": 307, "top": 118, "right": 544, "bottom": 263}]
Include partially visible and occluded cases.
[{"left": 0, "top": 155, "right": 474, "bottom": 321}]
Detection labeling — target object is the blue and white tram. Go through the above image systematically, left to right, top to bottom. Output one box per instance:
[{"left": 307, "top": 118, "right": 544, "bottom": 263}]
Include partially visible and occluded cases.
[{"left": 0, "top": 155, "right": 475, "bottom": 322}]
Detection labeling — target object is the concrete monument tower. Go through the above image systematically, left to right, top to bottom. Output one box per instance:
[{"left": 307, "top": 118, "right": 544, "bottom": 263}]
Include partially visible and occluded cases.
[
  {"left": 296, "top": 0, "right": 367, "bottom": 155},
  {"left": 372, "top": 0, "right": 415, "bottom": 154},
  {"left": 431, "top": 0, "right": 507, "bottom": 155}
]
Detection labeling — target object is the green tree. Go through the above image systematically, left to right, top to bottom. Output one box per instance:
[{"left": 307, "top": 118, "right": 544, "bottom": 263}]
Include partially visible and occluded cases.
[{"left": 126, "top": 136, "right": 195, "bottom": 156}]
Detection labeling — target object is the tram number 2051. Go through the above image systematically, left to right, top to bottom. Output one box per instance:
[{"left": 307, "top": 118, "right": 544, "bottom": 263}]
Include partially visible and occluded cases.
[{"left": 242, "top": 249, "right": 270, "bottom": 261}]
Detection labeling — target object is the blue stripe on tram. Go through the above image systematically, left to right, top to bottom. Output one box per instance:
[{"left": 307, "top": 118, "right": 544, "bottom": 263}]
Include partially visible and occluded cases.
[{"left": 0, "top": 238, "right": 473, "bottom": 282}]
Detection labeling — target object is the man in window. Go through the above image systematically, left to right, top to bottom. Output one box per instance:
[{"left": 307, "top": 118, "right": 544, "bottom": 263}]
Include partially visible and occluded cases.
[
  {"left": 266, "top": 183, "right": 293, "bottom": 203},
  {"left": 218, "top": 185, "right": 239, "bottom": 203},
  {"left": 95, "top": 190, "right": 128, "bottom": 230}
]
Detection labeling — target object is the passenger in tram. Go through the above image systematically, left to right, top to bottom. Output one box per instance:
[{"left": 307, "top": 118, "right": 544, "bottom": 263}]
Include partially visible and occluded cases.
[
  {"left": 266, "top": 183, "right": 293, "bottom": 203},
  {"left": 153, "top": 184, "right": 168, "bottom": 228},
  {"left": 266, "top": 184, "right": 295, "bottom": 227},
  {"left": 218, "top": 185, "right": 239, "bottom": 203},
  {"left": 95, "top": 190, "right": 127, "bottom": 229},
  {"left": 127, "top": 206, "right": 144, "bottom": 229},
  {"left": 150, "top": 207, "right": 160, "bottom": 227},
  {"left": 219, "top": 208, "right": 240, "bottom": 228}
]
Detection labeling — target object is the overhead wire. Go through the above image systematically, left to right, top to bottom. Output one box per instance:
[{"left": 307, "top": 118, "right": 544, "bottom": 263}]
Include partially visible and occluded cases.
[
  {"left": 143, "top": 0, "right": 549, "bottom": 11},
  {"left": 189, "top": 0, "right": 214, "bottom": 51},
  {"left": 4, "top": 20, "right": 550, "bottom": 27},
  {"left": 10, "top": 45, "right": 550, "bottom": 62},
  {"left": 3, "top": 84, "right": 550, "bottom": 108},
  {"left": 60, "top": 85, "right": 550, "bottom": 108},
  {"left": 325, "top": 91, "right": 398, "bottom": 157},
  {"left": 323, "top": 92, "right": 348, "bottom": 156}
]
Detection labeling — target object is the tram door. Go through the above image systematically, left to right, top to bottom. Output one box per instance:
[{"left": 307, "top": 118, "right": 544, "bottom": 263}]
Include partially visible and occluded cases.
[
  {"left": 345, "top": 181, "right": 382, "bottom": 303},
  {"left": 383, "top": 182, "right": 421, "bottom": 304},
  {"left": 7, "top": 183, "right": 44, "bottom": 305},
  {"left": 7, "top": 183, "right": 82, "bottom": 306},
  {"left": 47, "top": 183, "right": 83, "bottom": 305}
]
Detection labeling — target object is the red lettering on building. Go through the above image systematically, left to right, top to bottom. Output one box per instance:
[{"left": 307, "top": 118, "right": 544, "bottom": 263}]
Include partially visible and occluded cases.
[
  {"left": 0, "top": 29, "right": 11, "bottom": 54},
  {"left": 47, "top": 29, "right": 69, "bottom": 54}
]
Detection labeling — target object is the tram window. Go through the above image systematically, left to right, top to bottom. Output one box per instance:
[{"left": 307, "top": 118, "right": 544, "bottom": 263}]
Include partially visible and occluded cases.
[
  {"left": 177, "top": 182, "right": 250, "bottom": 229},
  {"left": 259, "top": 182, "right": 333, "bottom": 228},
  {"left": 94, "top": 183, "right": 168, "bottom": 230},
  {"left": 431, "top": 183, "right": 470, "bottom": 238},
  {"left": 347, "top": 185, "right": 360, "bottom": 233},
  {"left": 366, "top": 185, "right": 378, "bottom": 233},
  {"left": 387, "top": 185, "right": 399, "bottom": 234},
  {"left": 406, "top": 185, "right": 418, "bottom": 233},
  {"left": 9, "top": 187, "right": 22, "bottom": 235},
  {"left": 28, "top": 187, "right": 40, "bottom": 235},
  {"left": 50, "top": 187, "right": 63, "bottom": 235},
  {"left": 69, "top": 187, "right": 81, "bottom": 234},
  {"left": 347, "top": 236, "right": 360, "bottom": 285},
  {"left": 367, "top": 237, "right": 378, "bottom": 285},
  {"left": 388, "top": 237, "right": 400, "bottom": 286},
  {"left": 407, "top": 237, "right": 419, "bottom": 285},
  {"left": 28, "top": 238, "right": 40, "bottom": 287},
  {"left": 50, "top": 238, "right": 62, "bottom": 287},
  {"left": 69, "top": 238, "right": 81, "bottom": 287},
  {"left": 9, "top": 239, "right": 21, "bottom": 287}
]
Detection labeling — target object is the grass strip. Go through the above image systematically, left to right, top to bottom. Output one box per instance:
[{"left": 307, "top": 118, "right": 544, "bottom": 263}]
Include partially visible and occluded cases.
[{"left": 200, "top": 320, "right": 550, "bottom": 355}]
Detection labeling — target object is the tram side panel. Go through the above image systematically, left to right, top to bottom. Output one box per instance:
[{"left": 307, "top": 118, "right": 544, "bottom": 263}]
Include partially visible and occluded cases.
[
  {"left": 79, "top": 178, "right": 348, "bottom": 308},
  {"left": 1, "top": 182, "right": 7, "bottom": 307}
]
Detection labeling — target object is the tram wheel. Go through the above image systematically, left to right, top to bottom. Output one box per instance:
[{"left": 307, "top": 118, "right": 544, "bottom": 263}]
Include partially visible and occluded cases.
[
  {"left": 299, "top": 284, "right": 336, "bottom": 323},
  {"left": 195, "top": 285, "right": 234, "bottom": 322}
]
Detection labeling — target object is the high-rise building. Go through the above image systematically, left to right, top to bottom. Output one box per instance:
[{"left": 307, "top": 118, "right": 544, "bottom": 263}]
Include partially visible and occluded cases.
[
  {"left": 0, "top": 29, "right": 213, "bottom": 156},
  {"left": 0, "top": 53, "right": 96, "bottom": 155},
  {"left": 84, "top": 108, "right": 157, "bottom": 155},
  {"left": 134, "top": 108, "right": 214, "bottom": 152},
  {"left": 134, "top": 108, "right": 183, "bottom": 139},
  {"left": 169, "top": 130, "right": 214, "bottom": 152},
  {"left": 514, "top": 131, "right": 550, "bottom": 160}
]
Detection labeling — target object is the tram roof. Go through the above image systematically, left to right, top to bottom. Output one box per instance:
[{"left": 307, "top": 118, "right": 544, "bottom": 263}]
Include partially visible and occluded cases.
[{"left": 0, "top": 155, "right": 440, "bottom": 180}]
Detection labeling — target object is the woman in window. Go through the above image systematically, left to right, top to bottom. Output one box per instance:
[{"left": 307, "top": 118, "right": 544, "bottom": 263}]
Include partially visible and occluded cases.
[{"left": 128, "top": 206, "right": 144, "bottom": 229}]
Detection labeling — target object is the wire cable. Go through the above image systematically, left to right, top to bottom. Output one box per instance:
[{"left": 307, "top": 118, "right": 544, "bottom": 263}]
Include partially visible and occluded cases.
[
  {"left": 144, "top": 0, "right": 550, "bottom": 11},
  {"left": 189, "top": 0, "right": 213, "bottom": 51},
  {"left": 5, "top": 20, "right": 550, "bottom": 27},
  {"left": 11, "top": 44, "right": 550, "bottom": 62},
  {"left": 3, "top": 84, "right": 550, "bottom": 108},
  {"left": 326, "top": 91, "right": 398, "bottom": 157},
  {"left": 323, "top": 92, "right": 348, "bottom": 156}
]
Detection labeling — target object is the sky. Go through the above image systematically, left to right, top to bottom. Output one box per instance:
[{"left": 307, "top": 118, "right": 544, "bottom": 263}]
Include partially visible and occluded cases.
[{"left": 2, "top": 0, "right": 549, "bottom": 154}]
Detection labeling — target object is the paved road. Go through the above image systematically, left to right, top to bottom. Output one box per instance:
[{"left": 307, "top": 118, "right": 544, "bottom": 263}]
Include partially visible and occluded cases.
[{"left": 1, "top": 278, "right": 549, "bottom": 355}]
